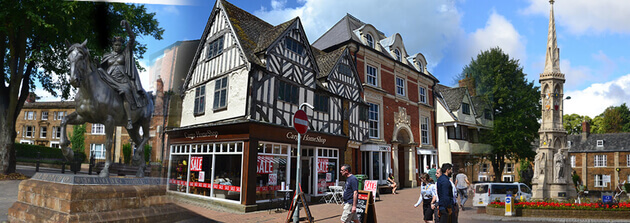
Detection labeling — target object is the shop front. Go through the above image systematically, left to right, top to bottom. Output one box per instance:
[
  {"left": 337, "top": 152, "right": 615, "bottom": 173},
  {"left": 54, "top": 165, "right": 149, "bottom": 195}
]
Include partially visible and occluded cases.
[
  {"left": 166, "top": 122, "right": 348, "bottom": 211},
  {"left": 360, "top": 144, "right": 391, "bottom": 185},
  {"left": 416, "top": 147, "right": 437, "bottom": 174}
]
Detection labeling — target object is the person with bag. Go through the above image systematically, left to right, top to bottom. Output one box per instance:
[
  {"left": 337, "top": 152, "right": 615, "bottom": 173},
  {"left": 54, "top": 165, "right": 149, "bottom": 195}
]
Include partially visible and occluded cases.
[
  {"left": 436, "top": 163, "right": 454, "bottom": 223},
  {"left": 414, "top": 173, "right": 436, "bottom": 223}
]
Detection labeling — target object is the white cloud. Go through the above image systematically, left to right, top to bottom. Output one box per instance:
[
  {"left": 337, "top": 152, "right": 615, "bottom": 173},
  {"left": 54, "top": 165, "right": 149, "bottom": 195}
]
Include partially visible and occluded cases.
[
  {"left": 253, "top": 0, "right": 464, "bottom": 71},
  {"left": 522, "top": 0, "right": 630, "bottom": 35},
  {"left": 465, "top": 11, "right": 527, "bottom": 65},
  {"left": 139, "top": 60, "right": 154, "bottom": 92},
  {"left": 564, "top": 74, "right": 630, "bottom": 117}
]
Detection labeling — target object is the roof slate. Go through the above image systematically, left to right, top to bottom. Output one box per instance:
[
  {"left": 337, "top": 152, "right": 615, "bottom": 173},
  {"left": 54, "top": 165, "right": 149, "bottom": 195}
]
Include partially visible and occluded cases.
[
  {"left": 221, "top": 0, "right": 273, "bottom": 66},
  {"left": 253, "top": 18, "right": 298, "bottom": 54},
  {"left": 314, "top": 46, "right": 347, "bottom": 79},
  {"left": 436, "top": 85, "right": 468, "bottom": 112},
  {"left": 568, "top": 133, "right": 630, "bottom": 153}
]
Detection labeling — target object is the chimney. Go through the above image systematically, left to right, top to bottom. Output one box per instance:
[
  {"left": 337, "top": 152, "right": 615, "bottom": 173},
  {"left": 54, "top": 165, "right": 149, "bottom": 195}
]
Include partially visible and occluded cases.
[
  {"left": 458, "top": 73, "right": 476, "bottom": 96},
  {"left": 26, "top": 92, "right": 37, "bottom": 103},
  {"left": 581, "top": 121, "right": 590, "bottom": 142}
]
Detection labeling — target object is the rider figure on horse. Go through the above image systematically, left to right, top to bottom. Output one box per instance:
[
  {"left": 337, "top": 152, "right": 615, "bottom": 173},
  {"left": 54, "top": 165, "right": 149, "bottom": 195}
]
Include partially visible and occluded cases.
[{"left": 98, "top": 20, "right": 147, "bottom": 129}]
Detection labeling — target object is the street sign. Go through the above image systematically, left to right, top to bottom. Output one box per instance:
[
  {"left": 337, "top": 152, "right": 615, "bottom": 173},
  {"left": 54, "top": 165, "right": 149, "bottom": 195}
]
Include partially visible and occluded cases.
[{"left": 293, "top": 110, "right": 309, "bottom": 134}]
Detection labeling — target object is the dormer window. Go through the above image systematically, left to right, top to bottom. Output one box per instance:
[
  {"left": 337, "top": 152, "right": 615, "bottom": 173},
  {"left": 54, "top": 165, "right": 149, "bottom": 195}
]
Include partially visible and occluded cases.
[
  {"left": 366, "top": 34, "right": 374, "bottom": 48},
  {"left": 394, "top": 49, "right": 401, "bottom": 61},
  {"left": 418, "top": 63, "right": 423, "bottom": 72},
  {"left": 462, "top": 103, "right": 470, "bottom": 115},
  {"left": 597, "top": 140, "right": 604, "bottom": 147}
]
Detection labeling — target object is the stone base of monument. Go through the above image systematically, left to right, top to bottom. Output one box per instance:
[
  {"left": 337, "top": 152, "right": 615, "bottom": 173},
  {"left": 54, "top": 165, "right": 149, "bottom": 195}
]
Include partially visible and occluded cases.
[{"left": 8, "top": 173, "right": 198, "bottom": 223}]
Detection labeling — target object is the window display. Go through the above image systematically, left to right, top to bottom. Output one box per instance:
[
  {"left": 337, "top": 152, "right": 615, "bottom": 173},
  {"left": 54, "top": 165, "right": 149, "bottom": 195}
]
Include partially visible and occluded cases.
[{"left": 256, "top": 143, "right": 289, "bottom": 201}]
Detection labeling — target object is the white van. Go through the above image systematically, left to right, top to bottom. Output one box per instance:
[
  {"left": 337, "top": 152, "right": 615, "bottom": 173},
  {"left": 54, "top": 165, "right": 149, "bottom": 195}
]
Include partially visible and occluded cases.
[{"left": 472, "top": 182, "right": 532, "bottom": 207}]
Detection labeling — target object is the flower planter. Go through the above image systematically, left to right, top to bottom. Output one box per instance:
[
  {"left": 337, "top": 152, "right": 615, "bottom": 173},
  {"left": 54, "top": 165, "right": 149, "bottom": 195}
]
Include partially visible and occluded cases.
[{"left": 486, "top": 206, "right": 630, "bottom": 220}]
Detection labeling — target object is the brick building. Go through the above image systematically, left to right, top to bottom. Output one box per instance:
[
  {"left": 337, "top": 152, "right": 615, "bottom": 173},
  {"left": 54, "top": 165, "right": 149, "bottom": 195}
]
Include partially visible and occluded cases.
[{"left": 569, "top": 122, "right": 630, "bottom": 192}]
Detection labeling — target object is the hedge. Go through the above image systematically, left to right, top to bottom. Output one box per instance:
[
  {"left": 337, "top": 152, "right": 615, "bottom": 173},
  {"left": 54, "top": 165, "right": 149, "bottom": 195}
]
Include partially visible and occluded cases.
[{"left": 15, "top": 143, "right": 86, "bottom": 163}]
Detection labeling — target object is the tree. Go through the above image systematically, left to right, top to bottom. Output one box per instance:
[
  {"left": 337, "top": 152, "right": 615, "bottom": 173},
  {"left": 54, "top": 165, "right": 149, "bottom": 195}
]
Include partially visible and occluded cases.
[
  {"left": 0, "top": 1, "right": 163, "bottom": 174},
  {"left": 460, "top": 47, "right": 541, "bottom": 182},
  {"left": 601, "top": 103, "right": 630, "bottom": 133},
  {"left": 563, "top": 114, "right": 591, "bottom": 135},
  {"left": 69, "top": 124, "right": 86, "bottom": 154}
]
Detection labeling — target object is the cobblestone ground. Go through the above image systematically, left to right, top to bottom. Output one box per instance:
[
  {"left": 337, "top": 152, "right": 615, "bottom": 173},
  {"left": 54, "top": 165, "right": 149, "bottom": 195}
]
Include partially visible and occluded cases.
[{"left": 174, "top": 186, "right": 478, "bottom": 223}]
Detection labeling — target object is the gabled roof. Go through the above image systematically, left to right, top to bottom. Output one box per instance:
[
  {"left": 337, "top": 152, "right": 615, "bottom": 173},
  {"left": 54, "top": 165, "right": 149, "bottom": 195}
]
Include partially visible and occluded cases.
[
  {"left": 221, "top": 0, "right": 273, "bottom": 66},
  {"left": 312, "top": 14, "right": 364, "bottom": 50},
  {"left": 253, "top": 18, "right": 298, "bottom": 53},
  {"left": 314, "top": 46, "right": 347, "bottom": 79},
  {"left": 436, "top": 85, "right": 468, "bottom": 112},
  {"left": 568, "top": 133, "right": 630, "bottom": 153}
]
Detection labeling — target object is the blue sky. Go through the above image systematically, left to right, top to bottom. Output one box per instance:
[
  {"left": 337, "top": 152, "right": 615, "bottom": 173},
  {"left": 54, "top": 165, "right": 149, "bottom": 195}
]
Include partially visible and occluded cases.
[{"left": 39, "top": 0, "right": 630, "bottom": 118}]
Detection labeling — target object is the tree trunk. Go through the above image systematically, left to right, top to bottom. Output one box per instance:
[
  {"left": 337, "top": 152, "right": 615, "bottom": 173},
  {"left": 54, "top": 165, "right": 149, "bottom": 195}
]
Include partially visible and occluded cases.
[
  {"left": 0, "top": 103, "right": 17, "bottom": 174},
  {"left": 491, "top": 157, "right": 505, "bottom": 182}
]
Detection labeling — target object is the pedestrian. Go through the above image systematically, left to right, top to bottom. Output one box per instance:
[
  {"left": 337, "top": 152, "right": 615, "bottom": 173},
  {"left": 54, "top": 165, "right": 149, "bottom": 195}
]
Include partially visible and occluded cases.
[
  {"left": 437, "top": 163, "right": 454, "bottom": 223},
  {"left": 340, "top": 164, "right": 359, "bottom": 223},
  {"left": 428, "top": 164, "right": 438, "bottom": 182},
  {"left": 431, "top": 168, "right": 441, "bottom": 222},
  {"left": 454, "top": 168, "right": 471, "bottom": 210},
  {"left": 387, "top": 173, "right": 398, "bottom": 194},
  {"left": 414, "top": 173, "right": 435, "bottom": 223},
  {"left": 450, "top": 175, "right": 459, "bottom": 223}
]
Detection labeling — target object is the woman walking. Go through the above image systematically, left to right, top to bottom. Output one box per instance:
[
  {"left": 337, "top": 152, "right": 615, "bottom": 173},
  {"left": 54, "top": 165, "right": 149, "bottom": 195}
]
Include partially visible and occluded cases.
[{"left": 414, "top": 173, "right": 436, "bottom": 223}]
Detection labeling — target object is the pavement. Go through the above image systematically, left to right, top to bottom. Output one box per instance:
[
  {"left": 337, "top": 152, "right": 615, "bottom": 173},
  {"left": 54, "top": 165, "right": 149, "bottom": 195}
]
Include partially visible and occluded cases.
[{"left": 1, "top": 166, "right": 628, "bottom": 223}]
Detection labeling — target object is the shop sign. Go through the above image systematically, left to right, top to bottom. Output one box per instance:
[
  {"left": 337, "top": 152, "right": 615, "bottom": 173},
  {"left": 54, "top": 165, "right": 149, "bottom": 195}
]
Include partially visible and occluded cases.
[
  {"left": 184, "top": 130, "right": 219, "bottom": 139},
  {"left": 286, "top": 132, "right": 327, "bottom": 144},
  {"left": 360, "top": 145, "right": 391, "bottom": 152},
  {"left": 416, "top": 148, "right": 436, "bottom": 155},
  {"left": 257, "top": 155, "right": 274, "bottom": 174},
  {"left": 190, "top": 156, "right": 203, "bottom": 171},
  {"left": 317, "top": 158, "right": 329, "bottom": 173},
  {"left": 199, "top": 171, "right": 205, "bottom": 182},
  {"left": 268, "top": 173, "right": 277, "bottom": 185},
  {"left": 326, "top": 173, "right": 332, "bottom": 182}
]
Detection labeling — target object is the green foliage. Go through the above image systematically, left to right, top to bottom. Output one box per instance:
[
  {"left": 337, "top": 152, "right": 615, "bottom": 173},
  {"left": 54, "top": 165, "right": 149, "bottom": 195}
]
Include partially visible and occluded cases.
[
  {"left": 460, "top": 47, "right": 540, "bottom": 181},
  {"left": 600, "top": 103, "right": 630, "bottom": 133},
  {"left": 563, "top": 114, "right": 592, "bottom": 135},
  {"left": 70, "top": 124, "right": 86, "bottom": 153},
  {"left": 15, "top": 143, "right": 64, "bottom": 160},
  {"left": 123, "top": 143, "right": 132, "bottom": 165},
  {"left": 144, "top": 144, "right": 152, "bottom": 163}
]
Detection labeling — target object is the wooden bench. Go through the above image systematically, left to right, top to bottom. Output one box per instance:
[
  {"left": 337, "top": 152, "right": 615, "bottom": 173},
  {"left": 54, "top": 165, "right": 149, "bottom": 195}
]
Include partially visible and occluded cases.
[{"left": 378, "top": 185, "right": 393, "bottom": 194}]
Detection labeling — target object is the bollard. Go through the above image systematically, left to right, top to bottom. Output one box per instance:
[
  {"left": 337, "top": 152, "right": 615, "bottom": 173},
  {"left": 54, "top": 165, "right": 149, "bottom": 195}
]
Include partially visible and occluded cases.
[
  {"left": 35, "top": 151, "right": 41, "bottom": 172},
  {"left": 88, "top": 152, "right": 94, "bottom": 175},
  {"left": 61, "top": 162, "right": 66, "bottom": 174},
  {"left": 505, "top": 192, "right": 515, "bottom": 216}
]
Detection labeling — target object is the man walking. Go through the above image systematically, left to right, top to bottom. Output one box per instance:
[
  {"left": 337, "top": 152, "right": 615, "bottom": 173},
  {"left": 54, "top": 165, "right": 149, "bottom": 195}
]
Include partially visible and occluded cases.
[
  {"left": 437, "top": 163, "right": 454, "bottom": 223},
  {"left": 340, "top": 164, "right": 359, "bottom": 223},
  {"left": 428, "top": 164, "right": 438, "bottom": 182},
  {"left": 454, "top": 168, "right": 470, "bottom": 210}
]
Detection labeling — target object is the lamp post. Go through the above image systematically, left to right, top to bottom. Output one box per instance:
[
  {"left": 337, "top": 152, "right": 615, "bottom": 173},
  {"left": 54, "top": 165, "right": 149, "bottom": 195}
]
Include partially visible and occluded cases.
[{"left": 293, "top": 103, "right": 313, "bottom": 223}]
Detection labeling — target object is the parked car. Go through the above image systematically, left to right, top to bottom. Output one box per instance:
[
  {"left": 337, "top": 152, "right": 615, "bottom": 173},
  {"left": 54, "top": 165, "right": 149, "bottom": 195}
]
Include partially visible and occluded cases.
[{"left": 472, "top": 182, "right": 532, "bottom": 207}]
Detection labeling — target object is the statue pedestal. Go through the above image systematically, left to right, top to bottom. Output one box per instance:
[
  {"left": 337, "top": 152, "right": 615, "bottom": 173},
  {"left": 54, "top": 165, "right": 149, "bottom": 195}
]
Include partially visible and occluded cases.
[
  {"left": 8, "top": 173, "right": 196, "bottom": 223},
  {"left": 549, "top": 183, "right": 569, "bottom": 201}
]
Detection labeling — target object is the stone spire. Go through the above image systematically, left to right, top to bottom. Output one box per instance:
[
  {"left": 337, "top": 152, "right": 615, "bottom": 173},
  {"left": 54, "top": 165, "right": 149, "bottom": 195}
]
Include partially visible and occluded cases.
[{"left": 544, "top": 0, "right": 561, "bottom": 74}]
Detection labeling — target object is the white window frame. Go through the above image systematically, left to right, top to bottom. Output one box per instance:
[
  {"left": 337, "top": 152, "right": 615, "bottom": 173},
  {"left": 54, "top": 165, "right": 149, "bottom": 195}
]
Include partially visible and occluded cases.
[
  {"left": 365, "top": 34, "right": 374, "bottom": 48},
  {"left": 207, "top": 35, "right": 224, "bottom": 59},
  {"left": 394, "top": 49, "right": 401, "bottom": 61},
  {"left": 366, "top": 64, "right": 378, "bottom": 87},
  {"left": 213, "top": 76, "right": 228, "bottom": 110},
  {"left": 395, "top": 76, "right": 405, "bottom": 96},
  {"left": 194, "top": 85, "right": 206, "bottom": 116},
  {"left": 419, "top": 86, "right": 426, "bottom": 104},
  {"left": 368, "top": 103, "right": 379, "bottom": 139},
  {"left": 25, "top": 111, "right": 35, "bottom": 120},
  {"left": 41, "top": 111, "right": 48, "bottom": 120},
  {"left": 54, "top": 111, "right": 65, "bottom": 120},
  {"left": 421, "top": 116, "right": 430, "bottom": 145},
  {"left": 91, "top": 123, "right": 105, "bottom": 135},
  {"left": 24, "top": 126, "right": 34, "bottom": 138},
  {"left": 40, "top": 126, "right": 47, "bottom": 138},
  {"left": 52, "top": 126, "right": 61, "bottom": 139},
  {"left": 20, "top": 140, "right": 33, "bottom": 145},
  {"left": 596, "top": 140, "right": 604, "bottom": 147},
  {"left": 50, "top": 141, "right": 60, "bottom": 149},
  {"left": 91, "top": 144, "right": 106, "bottom": 159},
  {"left": 627, "top": 154, "right": 630, "bottom": 167},
  {"left": 571, "top": 155, "right": 576, "bottom": 167},
  {"left": 594, "top": 155, "right": 607, "bottom": 167},
  {"left": 481, "top": 163, "right": 489, "bottom": 173},
  {"left": 505, "top": 163, "right": 513, "bottom": 173},
  {"left": 595, "top": 174, "right": 608, "bottom": 187},
  {"left": 503, "top": 175, "right": 514, "bottom": 182},
  {"left": 478, "top": 176, "right": 488, "bottom": 181}
]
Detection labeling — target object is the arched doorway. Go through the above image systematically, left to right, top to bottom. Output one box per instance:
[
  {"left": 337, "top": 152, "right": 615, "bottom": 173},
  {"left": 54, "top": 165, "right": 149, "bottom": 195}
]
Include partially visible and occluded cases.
[{"left": 392, "top": 125, "right": 417, "bottom": 188}]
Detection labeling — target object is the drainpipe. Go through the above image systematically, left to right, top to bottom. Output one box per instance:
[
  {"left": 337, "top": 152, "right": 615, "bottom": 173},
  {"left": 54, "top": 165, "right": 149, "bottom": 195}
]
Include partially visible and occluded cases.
[{"left": 431, "top": 81, "right": 438, "bottom": 165}]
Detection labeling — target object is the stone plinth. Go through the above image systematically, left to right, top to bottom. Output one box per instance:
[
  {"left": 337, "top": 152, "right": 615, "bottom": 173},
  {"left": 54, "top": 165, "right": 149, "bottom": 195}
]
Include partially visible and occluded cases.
[{"left": 8, "top": 173, "right": 196, "bottom": 223}]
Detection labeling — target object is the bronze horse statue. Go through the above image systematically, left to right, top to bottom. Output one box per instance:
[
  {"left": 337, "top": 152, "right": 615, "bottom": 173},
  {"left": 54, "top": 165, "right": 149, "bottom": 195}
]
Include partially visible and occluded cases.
[{"left": 60, "top": 40, "right": 154, "bottom": 177}]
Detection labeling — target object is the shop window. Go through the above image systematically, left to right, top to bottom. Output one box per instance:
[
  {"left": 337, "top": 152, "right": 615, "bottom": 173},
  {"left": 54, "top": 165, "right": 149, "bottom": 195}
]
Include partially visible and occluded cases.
[
  {"left": 256, "top": 142, "right": 289, "bottom": 202},
  {"left": 361, "top": 150, "right": 389, "bottom": 184},
  {"left": 213, "top": 154, "right": 242, "bottom": 201},
  {"left": 169, "top": 155, "right": 189, "bottom": 193},
  {"left": 316, "top": 157, "right": 338, "bottom": 195}
]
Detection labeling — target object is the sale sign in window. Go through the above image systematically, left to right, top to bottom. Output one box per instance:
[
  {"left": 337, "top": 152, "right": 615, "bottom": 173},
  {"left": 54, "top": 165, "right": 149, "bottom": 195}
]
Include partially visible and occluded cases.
[
  {"left": 257, "top": 155, "right": 274, "bottom": 174},
  {"left": 190, "top": 156, "right": 203, "bottom": 171},
  {"left": 317, "top": 158, "right": 329, "bottom": 173}
]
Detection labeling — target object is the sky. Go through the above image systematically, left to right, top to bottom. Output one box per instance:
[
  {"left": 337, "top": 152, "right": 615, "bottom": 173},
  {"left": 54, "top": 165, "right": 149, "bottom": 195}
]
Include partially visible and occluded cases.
[{"left": 37, "top": 0, "right": 630, "bottom": 118}]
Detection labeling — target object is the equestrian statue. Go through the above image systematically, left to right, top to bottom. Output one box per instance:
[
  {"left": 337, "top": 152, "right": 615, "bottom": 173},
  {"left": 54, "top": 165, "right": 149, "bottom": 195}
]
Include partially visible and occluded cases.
[{"left": 60, "top": 20, "right": 154, "bottom": 177}]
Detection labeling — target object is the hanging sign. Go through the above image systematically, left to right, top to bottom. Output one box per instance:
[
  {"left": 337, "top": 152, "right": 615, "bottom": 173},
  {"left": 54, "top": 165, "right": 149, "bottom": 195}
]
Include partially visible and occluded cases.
[
  {"left": 257, "top": 155, "right": 274, "bottom": 174},
  {"left": 190, "top": 156, "right": 203, "bottom": 171},
  {"left": 317, "top": 158, "right": 329, "bottom": 173}
]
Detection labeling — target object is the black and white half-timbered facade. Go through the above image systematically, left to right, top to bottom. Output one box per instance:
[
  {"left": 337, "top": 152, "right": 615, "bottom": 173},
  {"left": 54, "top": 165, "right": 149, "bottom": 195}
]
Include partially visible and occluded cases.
[{"left": 166, "top": 0, "right": 367, "bottom": 211}]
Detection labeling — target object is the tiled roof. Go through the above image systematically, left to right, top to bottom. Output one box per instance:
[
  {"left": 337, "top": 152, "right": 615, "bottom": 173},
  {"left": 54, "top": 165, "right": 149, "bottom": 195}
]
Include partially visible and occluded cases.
[
  {"left": 221, "top": 0, "right": 273, "bottom": 66},
  {"left": 312, "top": 14, "right": 363, "bottom": 50},
  {"left": 254, "top": 18, "right": 298, "bottom": 54},
  {"left": 314, "top": 46, "right": 347, "bottom": 79},
  {"left": 436, "top": 85, "right": 468, "bottom": 112},
  {"left": 23, "top": 101, "right": 75, "bottom": 109},
  {"left": 568, "top": 133, "right": 630, "bottom": 153}
]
